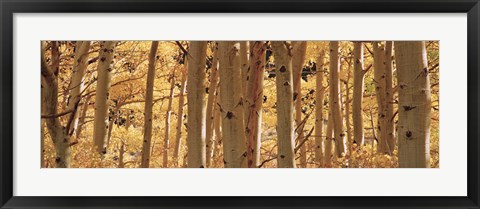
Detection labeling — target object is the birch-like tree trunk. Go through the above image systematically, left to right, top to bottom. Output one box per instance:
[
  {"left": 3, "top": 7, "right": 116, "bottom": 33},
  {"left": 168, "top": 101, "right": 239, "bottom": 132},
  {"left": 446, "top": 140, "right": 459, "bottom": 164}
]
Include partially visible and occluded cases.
[
  {"left": 41, "top": 41, "right": 70, "bottom": 168},
  {"left": 67, "top": 41, "right": 91, "bottom": 136},
  {"left": 93, "top": 41, "right": 117, "bottom": 155},
  {"left": 140, "top": 41, "right": 158, "bottom": 168},
  {"left": 187, "top": 41, "right": 208, "bottom": 168},
  {"left": 219, "top": 41, "right": 247, "bottom": 168},
  {"left": 240, "top": 41, "right": 250, "bottom": 105},
  {"left": 245, "top": 41, "right": 266, "bottom": 168},
  {"left": 271, "top": 41, "right": 295, "bottom": 168},
  {"left": 292, "top": 41, "right": 308, "bottom": 167},
  {"left": 330, "top": 41, "right": 346, "bottom": 158},
  {"left": 373, "top": 41, "right": 389, "bottom": 154},
  {"left": 384, "top": 41, "right": 395, "bottom": 153},
  {"left": 395, "top": 41, "right": 431, "bottom": 168},
  {"left": 352, "top": 42, "right": 365, "bottom": 146},
  {"left": 206, "top": 43, "right": 220, "bottom": 167},
  {"left": 314, "top": 50, "right": 326, "bottom": 167},
  {"left": 344, "top": 61, "right": 353, "bottom": 156},
  {"left": 173, "top": 67, "right": 187, "bottom": 167},
  {"left": 163, "top": 75, "right": 176, "bottom": 167},
  {"left": 212, "top": 86, "right": 223, "bottom": 166},
  {"left": 75, "top": 95, "right": 92, "bottom": 139},
  {"left": 324, "top": 111, "right": 334, "bottom": 166}
]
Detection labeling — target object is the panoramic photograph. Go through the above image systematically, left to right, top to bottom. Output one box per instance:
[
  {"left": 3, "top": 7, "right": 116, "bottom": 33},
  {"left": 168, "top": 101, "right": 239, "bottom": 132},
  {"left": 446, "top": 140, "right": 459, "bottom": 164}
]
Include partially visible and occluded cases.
[{"left": 41, "top": 41, "right": 439, "bottom": 168}]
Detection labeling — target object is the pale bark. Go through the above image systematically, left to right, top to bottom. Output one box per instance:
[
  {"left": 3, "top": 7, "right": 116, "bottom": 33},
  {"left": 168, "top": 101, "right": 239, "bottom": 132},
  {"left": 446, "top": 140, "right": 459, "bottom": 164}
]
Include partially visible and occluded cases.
[
  {"left": 41, "top": 41, "right": 70, "bottom": 168},
  {"left": 67, "top": 41, "right": 91, "bottom": 136},
  {"left": 93, "top": 41, "right": 116, "bottom": 155},
  {"left": 140, "top": 41, "right": 158, "bottom": 168},
  {"left": 187, "top": 41, "right": 208, "bottom": 168},
  {"left": 219, "top": 41, "right": 247, "bottom": 168},
  {"left": 240, "top": 41, "right": 250, "bottom": 103},
  {"left": 245, "top": 41, "right": 266, "bottom": 168},
  {"left": 271, "top": 41, "right": 295, "bottom": 168},
  {"left": 292, "top": 41, "right": 308, "bottom": 167},
  {"left": 330, "top": 41, "right": 346, "bottom": 158},
  {"left": 373, "top": 41, "right": 389, "bottom": 154},
  {"left": 384, "top": 41, "right": 395, "bottom": 153},
  {"left": 395, "top": 41, "right": 431, "bottom": 168},
  {"left": 352, "top": 42, "right": 365, "bottom": 146},
  {"left": 206, "top": 43, "right": 220, "bottom": 167},
  {"left": 314, "top": 50, "right": 326, "bottom": 167},
  {"left": 345, "top": 62, "right": 353, "bottom": 156},
  {"left": 173, "top": 67, "right": 187, "bottom": 167},
  {"left": 163, "top": 75, "right": 176, "bottom": 168},
  {"left": 212, "top": 86, "right": 223, "bottom": 166},
  {"left": 75, "top": 95, "right": 92, "bottom": 139},
  {"left": 324, "top": 111, "right": 334, "bottom": 166}
]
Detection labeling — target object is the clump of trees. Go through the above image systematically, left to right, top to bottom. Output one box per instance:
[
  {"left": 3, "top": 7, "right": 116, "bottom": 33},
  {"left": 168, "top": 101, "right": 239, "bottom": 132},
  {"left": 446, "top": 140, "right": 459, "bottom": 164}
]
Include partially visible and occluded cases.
[{"left": 41, "top": 41, "right": 439, "bottom": 168}]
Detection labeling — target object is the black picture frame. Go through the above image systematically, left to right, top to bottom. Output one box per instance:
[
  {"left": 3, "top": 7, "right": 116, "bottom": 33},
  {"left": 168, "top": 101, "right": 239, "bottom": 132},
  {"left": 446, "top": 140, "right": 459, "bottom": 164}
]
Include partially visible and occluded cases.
[{"left": 1, "top": 0, "right": 479, "bottom": 208}]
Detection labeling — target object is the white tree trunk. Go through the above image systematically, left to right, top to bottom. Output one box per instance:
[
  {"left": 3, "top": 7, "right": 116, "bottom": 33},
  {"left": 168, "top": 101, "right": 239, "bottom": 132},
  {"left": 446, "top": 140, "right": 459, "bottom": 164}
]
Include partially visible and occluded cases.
[
  {"left": 41, "top": 41, "right": 70, "bottom": 168},
  {"left": 67, "top": 41, "right": 91, "bottom": 136},
  {"left": 93, "top": 41, "right": 116, "bottom": 155},
  {"left": 140, "top": 41, "right": 158, "bottom": 168},
  {"left": 186, "top": 41, "right": 208, "bottom": 168},
  {"left": 219, "top": 41, "right": 248, "bottom": 168},
  {"left": 240, "top": 41, "right": 250, "bottom": 105},
  {"left": 245, "top": 41, "right": 266, "bottom": 168},
  {"left": 271, "top": 41, "right": 295, "bottom": 168},
  {"left": 292, "top": 41, "right": 308, "bottom": 167},
  {"left": 330, "top": 41, "right": 346, "bottom": 158},
  {"left": 373, "top": 41, "right": 389, "bottom": 154},
  {"left": 384, "top": 41, "right": 396, "bottom": 153},
  {"left": 395, "top": 41, "right": 431, "bottom": 168},
  {"left": 352, "top": 42, "right": 365, "bottom": 146},
  {"left": 206, "top": 43, "right": 220, "bottom": 167},
  {"left": 314, "top": 50, "right": 326, "bottom": 167},
  {"left": 344, "top": 62, "right": 353, "bottom": 156},
  {"left": 174, "top": 67, "right": 187, "bottom": 167},
  {"left": 163, "top": 75, "right": 176, "bottom": 167},
  {"left": 75, "top": 94, "right": 92, "bottom": 139},
  {"left": 324, "top": 110, "right": 334, "bottom": 166}
]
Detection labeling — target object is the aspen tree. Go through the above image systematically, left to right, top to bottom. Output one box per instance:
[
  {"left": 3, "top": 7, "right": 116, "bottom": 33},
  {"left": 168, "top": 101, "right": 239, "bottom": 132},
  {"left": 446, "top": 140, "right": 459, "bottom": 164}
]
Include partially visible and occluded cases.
[
  {"left": 41, "top": 41, "right": 70, "bottom": 168},
  {"left": 67, "top": 41, "right": 91, "bottom": 136},
  {"left": 93, "top": 41, "right": 117, "bottom": 155},
  {"left": 140, "top": 41, "right": 158, "bottom": 168},
  {"left": 187, "top": 41, "right": 208, "bottom": 168},
  {"left": 219, "top": 41, "right": 247, "bottom": 168},
  {"left": 240, "top": 41, "right": 250, "bottom": 100},
  {"left": 245, "top": 41, "right": 266, "bottom": 168},
  {"left": 271, "top": 41, "right": 296, "bottom": 168},
  {"left": 292, "top": 41, "right": 308, "bottom": 167},
  {"left": 330, "top": 41, "right": 346, "bottom": 158},
  {"left": 373, "top": 41, "right": 389, "bottom": 154},
  {"left": 384, "top": 41, "right": 395, "bottom": 152},
  {"left": 395, "top": 41, "right": 431, "bottom": 168},
  {"left": 352, "top": 42, "right": 365, "bottom": 146},
  {"left": 206, "top": 43, "right": 220, "bottom": 167},
  {"left": 314, "top": 50, "right": 326, "bottom": 167},
  {"left": 344, "top": 62, "right": 353, "bottom": 155},
  {"left": 173, "top": 67, "right": 187, "bottom": 167},
  {"left": 163, "top": 74, "right": 176, "bottom": 167},
  {"left": 212, "top": 86, "right": 223, "bottom": 166},
  {"left": 75, "top": 95, "right": 92, "bottom": 139},
  {"left": 324, "top": 111, "right": 334, "bottom": 166}
]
